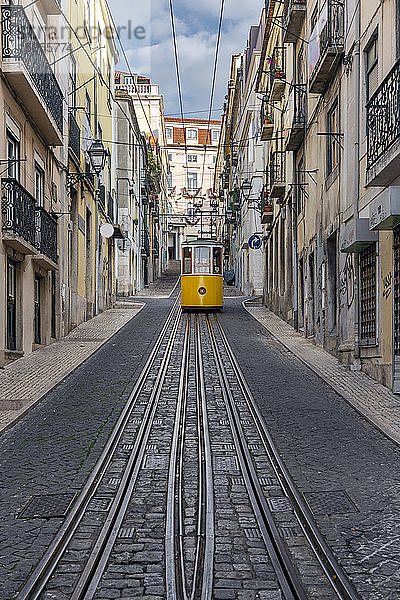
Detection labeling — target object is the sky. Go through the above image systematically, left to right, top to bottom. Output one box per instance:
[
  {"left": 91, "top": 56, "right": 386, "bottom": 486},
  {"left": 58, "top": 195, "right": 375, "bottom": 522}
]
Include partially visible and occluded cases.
[{"left": 108, "top": 0, "right": 263, "bottom": 120}]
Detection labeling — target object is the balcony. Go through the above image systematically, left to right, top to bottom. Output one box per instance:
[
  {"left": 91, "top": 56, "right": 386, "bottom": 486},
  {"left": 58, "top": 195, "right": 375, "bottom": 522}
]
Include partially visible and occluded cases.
[
  {"left": 283, "top": 0, "right": 306, "bottom": 44},
  {"left": 309, "top": 0, "right": 344, "bottom": 93},
  {"left": 1, "top": 6, "right": 63, "bottom": 145},
  {"left": 270, "top": 47, "right": 286, "bottom": 101},
  {"left": 366, "top": 59, "right": 400, "bottom": 187},
  {"left": 285, "top": 85, "right": 306, "bottom": 151},
  {"left": 260, "top": 98, "right": 274, "bottom": 141},
  {"left": 68, "top": 113, "right": 81, "bottom": 162},
  {"left": 269, "top": 151, "right": 286, "bottom": 199},
  {"left": 1, "top": 178, "right": 58, "bottom": 264},
  {"left": 261, "top": 191, "right": 274, "bottom": 224},
  {"left": 35, "top": 206, "right": 58, "bottom": 266},
  {"left": 141, "top": 229, "right": 150, "bottom": 256}
]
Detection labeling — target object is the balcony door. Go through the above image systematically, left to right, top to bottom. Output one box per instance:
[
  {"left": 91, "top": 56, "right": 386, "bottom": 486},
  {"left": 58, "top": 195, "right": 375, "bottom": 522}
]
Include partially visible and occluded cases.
[
  {"left": 7, "top": 131, "right": 20, "bottom": 181},
  {"left": 6, "top": 259, "right": 17, "bottom": 350}
]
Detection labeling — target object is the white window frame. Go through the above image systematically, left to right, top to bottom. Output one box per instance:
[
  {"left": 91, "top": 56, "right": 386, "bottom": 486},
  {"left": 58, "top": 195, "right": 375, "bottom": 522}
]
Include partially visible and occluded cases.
[
  {"left": 166, "top": 127, "right": 172, "bottom": 138},
  {"left": 187, "top": 129, "right": 198, "bottom": 140},
  {"left": 188, "top": 154, "right": 198, "bottom": 163}
]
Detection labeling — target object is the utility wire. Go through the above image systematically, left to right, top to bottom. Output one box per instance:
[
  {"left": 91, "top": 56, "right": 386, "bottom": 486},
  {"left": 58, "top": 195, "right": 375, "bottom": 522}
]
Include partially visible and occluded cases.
[{"left": 200, "top": 0, "right": 226, "bottom": 191}]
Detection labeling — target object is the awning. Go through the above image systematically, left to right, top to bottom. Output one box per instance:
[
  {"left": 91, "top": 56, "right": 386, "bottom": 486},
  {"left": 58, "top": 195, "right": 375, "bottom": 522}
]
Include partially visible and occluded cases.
[
  {"left": 369, "top": 186, "right": 400, "bottom": 231},
  {"left": 341, "top": 218, "right": 378, "bottom": 253}
]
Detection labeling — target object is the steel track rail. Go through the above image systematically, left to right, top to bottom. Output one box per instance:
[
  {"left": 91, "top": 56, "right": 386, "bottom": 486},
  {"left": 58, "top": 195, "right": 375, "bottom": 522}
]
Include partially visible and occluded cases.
[
  {"left": 17, "top": 299, "right": 181, "bottom": 600},
  {"left": 165, "top": 314, "right": 214, "bottom": 600},
  {"left": 206, "top": 314, "right": 308, "bottom": 600},
  {"left": 213, "top": 314, "right": 362, "bottom": 600}
]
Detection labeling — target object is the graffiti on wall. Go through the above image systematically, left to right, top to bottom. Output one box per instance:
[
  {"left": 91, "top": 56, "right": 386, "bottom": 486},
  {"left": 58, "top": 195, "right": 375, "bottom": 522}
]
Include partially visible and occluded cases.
[
  {"left": 339, "top": 254, "right": 355, "bottom": 309},
  {"left": 383, "top": 272, "right": 392, "bottom": 300}
]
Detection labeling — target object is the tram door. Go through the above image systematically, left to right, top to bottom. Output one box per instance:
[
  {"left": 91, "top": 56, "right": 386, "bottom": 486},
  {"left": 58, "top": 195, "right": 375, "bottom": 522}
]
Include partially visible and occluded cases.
[{"left": 6, "top": 259, "right": 16, "bottom": 350}]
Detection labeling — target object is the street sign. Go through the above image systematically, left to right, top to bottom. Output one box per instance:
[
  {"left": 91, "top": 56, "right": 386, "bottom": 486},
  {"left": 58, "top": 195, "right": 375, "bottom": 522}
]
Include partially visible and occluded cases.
[
  {"left": 100, "top": 223, "right": 114, "bottom": 238},
  {"left": 248, "top": 234, "right": 262, "bottom": 250}
]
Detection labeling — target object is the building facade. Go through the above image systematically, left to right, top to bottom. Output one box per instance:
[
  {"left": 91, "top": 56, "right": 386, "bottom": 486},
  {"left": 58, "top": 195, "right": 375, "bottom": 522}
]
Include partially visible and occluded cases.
[
  {"left": 218, "top": 0, "right": 400, "bottom": 392},
  {"left": 115, "top": 72, "right": 170, "bottom": 284},
  {"left": 165, "top": 116, "right": 222, "bottom": 250}
]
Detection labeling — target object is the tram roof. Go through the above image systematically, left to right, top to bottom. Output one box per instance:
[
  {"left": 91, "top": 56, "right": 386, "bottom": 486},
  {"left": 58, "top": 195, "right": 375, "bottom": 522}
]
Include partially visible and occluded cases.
[{"left": 182, "top": 238, "right": 222, "bottom": 247}]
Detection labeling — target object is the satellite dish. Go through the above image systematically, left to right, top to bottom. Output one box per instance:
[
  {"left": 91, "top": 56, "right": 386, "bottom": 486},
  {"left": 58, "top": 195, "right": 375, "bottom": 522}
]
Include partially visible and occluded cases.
[{"left": 100, "top": 223, "right": 114, "bottom": 238}]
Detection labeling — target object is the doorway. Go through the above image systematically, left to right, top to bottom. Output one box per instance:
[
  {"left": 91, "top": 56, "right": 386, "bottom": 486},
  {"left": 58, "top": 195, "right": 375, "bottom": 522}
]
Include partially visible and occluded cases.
[
  {"left": 6, "top": 258, "right": 17, "bottom": 350},
  {"left": 34, "top": 275, "right": 41, "bottom": 345}
]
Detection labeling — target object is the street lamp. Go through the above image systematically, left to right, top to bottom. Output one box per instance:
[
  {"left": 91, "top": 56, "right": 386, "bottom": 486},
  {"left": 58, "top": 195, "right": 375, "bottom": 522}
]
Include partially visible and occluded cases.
[
  {"left": 87, "top": 140, "right": 107, "bottom": 176},
  {"left": 241, "top": 179, "right": 252, "bottom": 200}
]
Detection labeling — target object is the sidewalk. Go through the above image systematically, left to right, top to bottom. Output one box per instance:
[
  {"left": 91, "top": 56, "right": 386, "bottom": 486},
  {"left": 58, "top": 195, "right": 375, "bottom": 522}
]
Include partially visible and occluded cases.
[
  {"left": 135, "top": 260, "right": 180, "bottom": 298},
  {"left": 244, "top": 299, "right": 400, "bottom": 448},
  {"left": 0, "top": 301, "right": 144, "bottom": 435}
]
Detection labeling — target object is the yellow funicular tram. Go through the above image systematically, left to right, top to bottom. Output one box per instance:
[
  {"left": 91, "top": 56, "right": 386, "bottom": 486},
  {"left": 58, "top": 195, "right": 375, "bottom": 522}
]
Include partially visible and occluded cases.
[{"left": 181, "top": 239, "right": 223, "bottom": 310}]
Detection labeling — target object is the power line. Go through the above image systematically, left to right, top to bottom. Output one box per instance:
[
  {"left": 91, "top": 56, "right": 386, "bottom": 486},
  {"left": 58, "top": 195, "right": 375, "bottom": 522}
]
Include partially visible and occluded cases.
[
  {"left": 168, "top": 0, "right": 190, "bottom": 192},
  {"left": 200, "top": 0, "right": 226, "bottom": 191}
]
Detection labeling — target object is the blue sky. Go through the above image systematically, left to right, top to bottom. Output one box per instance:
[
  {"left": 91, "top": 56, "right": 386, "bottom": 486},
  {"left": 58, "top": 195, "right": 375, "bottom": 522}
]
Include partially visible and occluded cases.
[{"left": 108, "top": 0, "right": 263, "bottom": 119}]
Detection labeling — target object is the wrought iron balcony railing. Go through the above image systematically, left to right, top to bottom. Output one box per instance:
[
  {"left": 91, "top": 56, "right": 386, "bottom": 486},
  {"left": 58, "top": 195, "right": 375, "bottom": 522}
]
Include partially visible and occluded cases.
[
  {"left": 309, "top": 0, "right": 344, "bottom": 92},
  {"left": 319, "top": 1, "right": 344, "bottom": 56},
  {"left": 1, "top": 5, "right": 63, "bottom": 134},
  {"left": 270, "top": 47, "right": 286, "bottom": 87},
  {"left": 367, "top": 58, "right": 400, "bottom": 170},
  {"left": 293, "top": 85, "right": 306, "bottom": 125},
  {"left": 68, "top": 112, "right": 81, "bottom": 160},
  {"left": 270, "top": 151, "right": 286, "bottom": 187},
  {"left": 1, "top": 178, "right": 36, "bottom": 247},
  {"left": 1, "top": 178, "right": 58, "bottom": 261},
  {"left": 35, "top": 206, "right": 58, "bottom": 263},
  {"left": 141, "top": 229, "right": 150, "bottom": 256}
]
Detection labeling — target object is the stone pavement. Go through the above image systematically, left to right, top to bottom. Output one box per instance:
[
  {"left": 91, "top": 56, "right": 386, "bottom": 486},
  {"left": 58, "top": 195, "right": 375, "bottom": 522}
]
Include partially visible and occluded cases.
[
  {"left": 134, "top": 260, "right": 180, "bottom": 298},
  {"left": 244, "top": 299, "right": 400, "bottom": 448},
  {"left": 0, "top": 301, "right": 144, "bottom": 435}
]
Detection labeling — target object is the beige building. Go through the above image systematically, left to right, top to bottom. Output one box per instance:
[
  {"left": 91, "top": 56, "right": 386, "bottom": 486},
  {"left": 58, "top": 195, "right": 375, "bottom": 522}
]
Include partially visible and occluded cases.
[
  {"left": 0, "top": 0, "right": 64, "bottom": 364},
  {"left": 165, "top": 116, "right": 222, "bottom": 250}
]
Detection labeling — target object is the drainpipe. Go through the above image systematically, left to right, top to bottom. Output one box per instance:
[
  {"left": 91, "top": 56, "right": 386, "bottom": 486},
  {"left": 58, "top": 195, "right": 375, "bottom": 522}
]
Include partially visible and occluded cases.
[
  {"left": 353, "top": 1, "right": 361, "bottom": 361},
  {"left": 292, "top": 196, "right": 299, "bottom": 331}
]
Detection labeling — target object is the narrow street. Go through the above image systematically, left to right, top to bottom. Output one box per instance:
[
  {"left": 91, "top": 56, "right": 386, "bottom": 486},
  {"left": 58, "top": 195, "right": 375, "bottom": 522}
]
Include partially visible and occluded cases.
[{"left": 1, "top": 269, "right": 399, "bottom": 600}]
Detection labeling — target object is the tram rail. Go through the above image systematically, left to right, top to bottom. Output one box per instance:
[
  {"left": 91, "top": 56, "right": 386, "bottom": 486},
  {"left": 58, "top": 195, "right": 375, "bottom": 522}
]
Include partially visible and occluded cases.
[{"left": 17, "top": 299, "right": 182, "bottom": 600}]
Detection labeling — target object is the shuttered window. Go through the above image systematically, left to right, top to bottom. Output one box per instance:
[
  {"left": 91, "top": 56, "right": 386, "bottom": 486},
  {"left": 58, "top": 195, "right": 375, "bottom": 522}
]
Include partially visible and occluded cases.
[
  {"left": 366, "top": 37, "right": 378, "bottom": 100},
  {"left": 360, "top": 244, "right": 377, "bottom": 343}
]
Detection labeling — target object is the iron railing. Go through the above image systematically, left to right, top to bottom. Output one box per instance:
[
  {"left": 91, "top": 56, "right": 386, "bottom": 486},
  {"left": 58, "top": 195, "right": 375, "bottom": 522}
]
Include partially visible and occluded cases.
[
  {"left": 283, "top": 0, "right": 306, "bottom": 29},
  {"left": 319, "top": 0, "right": 344, "bottom": 57},
  {"left": 1, "top": 5, "right": 63, "bottom": 134},
  {"left": 270, "top": 47, "right": 286, "bottom": 87},
  {"left": 367, "top": 58, "right": 400, "bottom": 170},
  {"left": 293, "top": 85, "right": 307, "bottom": 125},
  {"left": 261, "top": 97, "right": 274, "bottom": 127},
  {"left": 68, "top": 112, "right": 81, "bottom": 160},
  {"left": 270, "top": 151, "right": 286, "bottom": 187},
  {"left": 1, "top": 178, "right": 58, "bottom": 261},
  {"left": 1, "top": 178, "right": 36, "bottom": 246},
  {"left": 35, "top": 206, "right": 58, "bottom": 263},
  {"left": 141, "top": 229, "right": 150, "bottom": 256}
]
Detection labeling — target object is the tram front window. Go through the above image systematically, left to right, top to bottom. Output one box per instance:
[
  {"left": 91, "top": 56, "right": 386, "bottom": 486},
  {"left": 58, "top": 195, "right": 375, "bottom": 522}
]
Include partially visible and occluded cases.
[
  {"left": 194, "top": 247, "right": 210, "bottom": 274},
  {"left": 183, "top": 248, "right": 192, "bottom": 274},
  {"left": 213, "top": 248, "right": 222, "bottom": 274}
]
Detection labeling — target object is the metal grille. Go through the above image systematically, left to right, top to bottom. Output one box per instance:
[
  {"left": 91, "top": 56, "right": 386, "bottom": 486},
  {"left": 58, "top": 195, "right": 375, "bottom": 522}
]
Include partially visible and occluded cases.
[
  {"left": 394, "top": 227, "right": 400, "bottom": 355},
  {"left": 360, "top": 244, "right": 376, "bottom": 342}
]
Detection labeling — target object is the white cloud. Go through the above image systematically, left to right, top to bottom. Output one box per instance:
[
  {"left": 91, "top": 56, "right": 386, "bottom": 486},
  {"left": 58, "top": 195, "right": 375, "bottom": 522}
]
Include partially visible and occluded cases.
[{"left": 109, "top": 0, "right": 263, "bottom": 115}]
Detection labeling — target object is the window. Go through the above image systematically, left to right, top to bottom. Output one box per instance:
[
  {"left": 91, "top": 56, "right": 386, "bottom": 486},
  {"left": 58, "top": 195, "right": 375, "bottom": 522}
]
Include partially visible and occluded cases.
[
  {"left": 366, "top": 36, "right": 378, "bottom": 101},
  {"left": 69, "top": 55, "right": 77, "bottom": 113},
  {"left": 85, "top": 91, "right": 92, "bottom": 127},
  {"left": 327, "top": 100, "right": 340, "bottom": 174},
  {"left": 166, "top": 127, "right": 172, "bottom": 138},
  {"left": 187, "top": 129, "right": 198, "bottom": 140},
  {"left": 212, "top": 130, "right": 219, "bottom": 141},
  {"left": 7, "top": 131, "right": 20, "bottom": 180},
  {"left": 168, "top": 153, "right": 172, "bottom": 161},
  {"left": 188, "top": 154, "right": 198, "bottom": 162},
  {"left": 213, "top": 156, "right": 217, "bottom": 165},
  {"left": 296, "top": 158, "right": 305, "bottom": 214},
  {"left": 35, "top": 163, "right": 45, "bottom": 206},
  {"left": 187, "top": 172, "right": 198, "bottom": 190},
  {"left": 167, "top": 173, "right": 173, "bottom": 188},
  {"left": 360, "top": 244, "right": 377, "bottom": 343},
  {"left": 183, "top": 247, "right": 192, "bottom": 273},
  {"left": 194, "top": 247, "right": 210, "bottom": 274},
  {"left": 213, "top": 247, "right": 222, "bottom": 274}
]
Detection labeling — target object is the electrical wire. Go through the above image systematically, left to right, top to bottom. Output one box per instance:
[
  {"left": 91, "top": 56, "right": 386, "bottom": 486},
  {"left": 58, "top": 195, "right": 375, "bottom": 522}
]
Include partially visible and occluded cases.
[{"left": 200, "top": 0, "right": 226, "bottom": 191}]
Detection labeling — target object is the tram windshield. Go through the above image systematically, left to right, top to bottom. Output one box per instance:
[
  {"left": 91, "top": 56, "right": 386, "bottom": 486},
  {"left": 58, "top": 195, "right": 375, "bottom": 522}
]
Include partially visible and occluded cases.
[
  {"left": 183, "top": 247, "right": 192, "bottom": 274},
  {"left": 194, "top": 247, "right": 210, "bottom": 274}
]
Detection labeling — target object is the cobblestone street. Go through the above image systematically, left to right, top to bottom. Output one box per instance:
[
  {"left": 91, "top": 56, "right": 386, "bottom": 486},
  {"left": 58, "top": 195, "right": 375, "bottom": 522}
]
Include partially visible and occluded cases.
[{"left": 1, "top": 279, "right": 400, "bottom": 599}]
